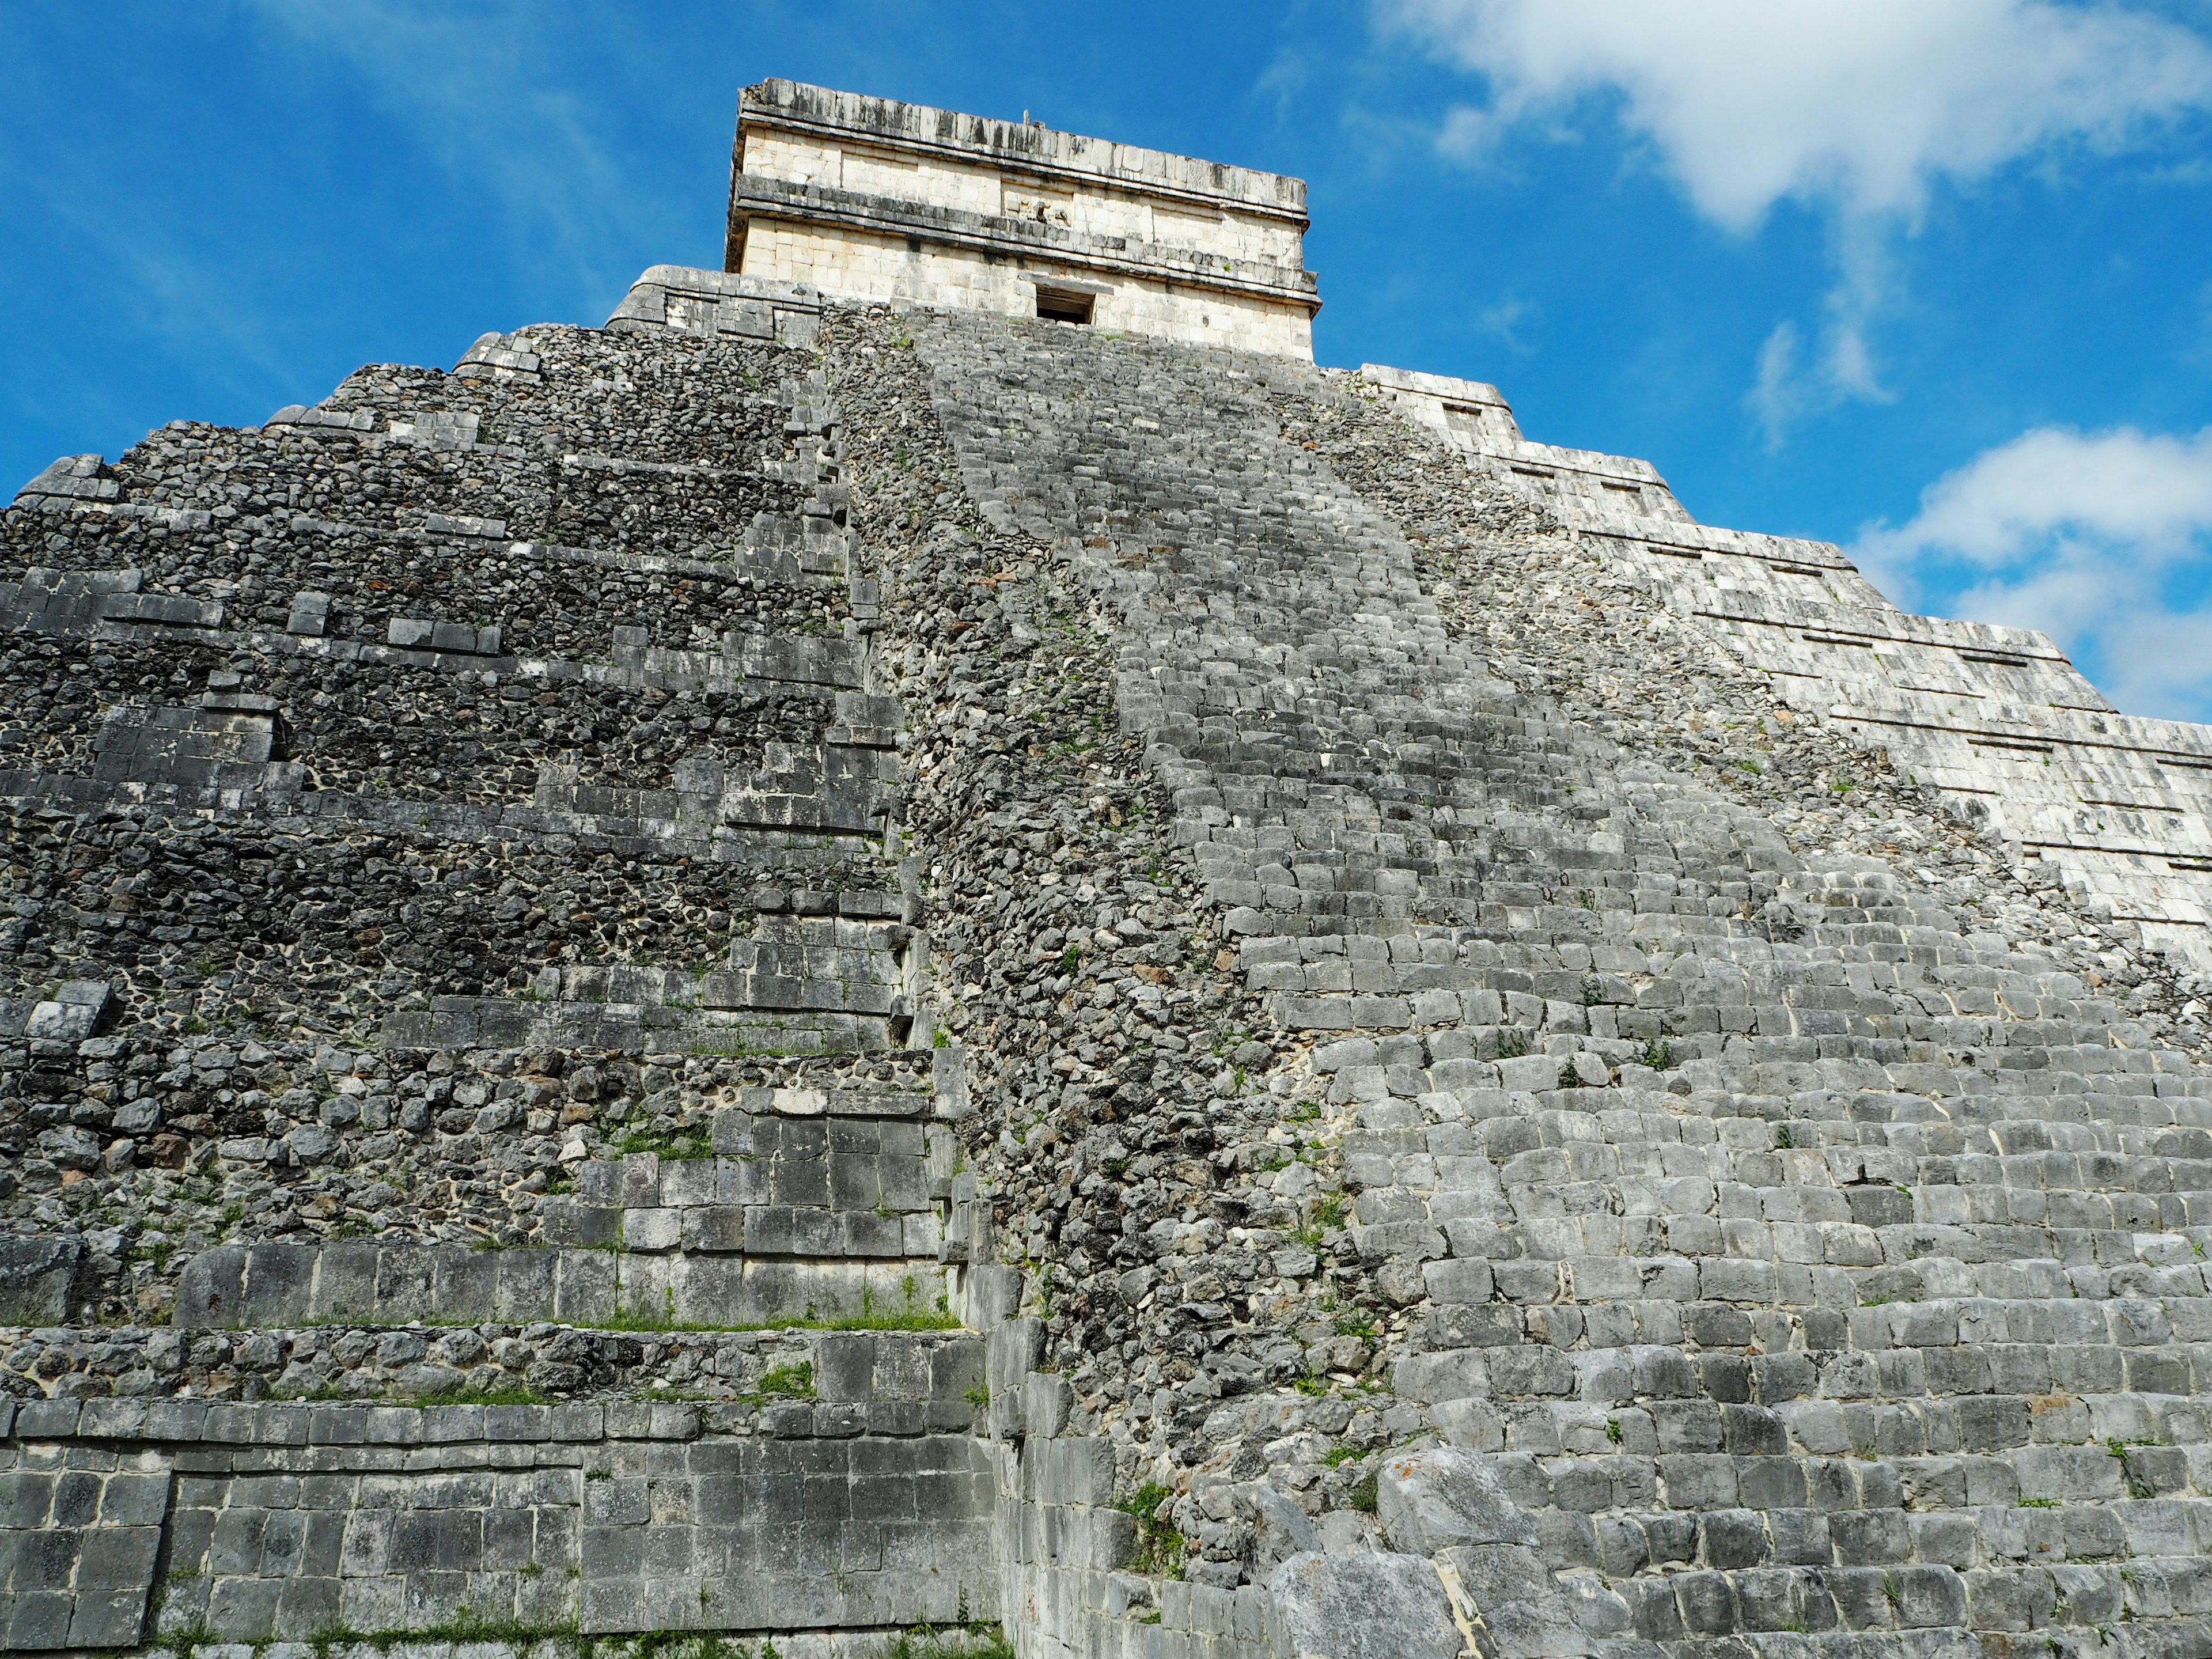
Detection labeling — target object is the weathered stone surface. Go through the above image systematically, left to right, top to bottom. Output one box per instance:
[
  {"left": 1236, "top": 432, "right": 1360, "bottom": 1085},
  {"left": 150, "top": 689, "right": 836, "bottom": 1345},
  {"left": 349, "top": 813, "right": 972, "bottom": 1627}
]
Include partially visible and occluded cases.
[
  {"left": 6, "top": 74, "right": 2212, "bottom": 1659},
  {"left": 730, "top": 80, "right": 1319, "bottom": 359},
  {"left": 1366, "top": 362, "right": 2212, "bottom": 971},
  {"left": 0, "top": 1241, "right": 79, "bottom": 1327},
  {"left": 1377, "top": 1447, "right": 1536, "bottom": 1555},
  {"left": 1249, "top": 1483, "right": 1321, "bottom": 1575},
  {"left": 1268, "top": 1552, "right": 1463, "bottom": 1659}
]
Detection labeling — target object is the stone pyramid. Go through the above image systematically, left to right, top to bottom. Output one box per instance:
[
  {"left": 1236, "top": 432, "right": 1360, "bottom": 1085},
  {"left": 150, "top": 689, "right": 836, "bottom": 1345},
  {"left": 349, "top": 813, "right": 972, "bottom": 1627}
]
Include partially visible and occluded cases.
[{"left": 2, "top": 76, "right": 2210, "bottom": 1659}]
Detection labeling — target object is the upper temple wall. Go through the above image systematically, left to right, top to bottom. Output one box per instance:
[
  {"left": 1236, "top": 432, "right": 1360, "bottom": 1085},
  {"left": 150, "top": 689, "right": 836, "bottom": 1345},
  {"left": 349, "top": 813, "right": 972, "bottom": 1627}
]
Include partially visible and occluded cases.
[{"left": 726, "top": 78, "right": 1320, "bottom": 359}]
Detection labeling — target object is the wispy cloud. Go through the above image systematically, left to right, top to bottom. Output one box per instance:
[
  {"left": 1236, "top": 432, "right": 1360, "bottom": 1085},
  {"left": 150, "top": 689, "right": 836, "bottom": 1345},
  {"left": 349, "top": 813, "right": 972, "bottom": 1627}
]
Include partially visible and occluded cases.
[
  {"left": 241, "top": 0, "right": 687, "bottom": 304},
  {"left": 1382, "top": 0, "right": 2212, "bottom": 442},
  {"left": 0, "top": 153, "right": 298, "bottom": 406},
  {"left": 1747, "top": 220, "right": 1895, "bottom": 446},
  {"left": 1472, "top": 297, "right": 1533, "bottom": 352},
  {"left": 1747, "top": 322, "right": 1808, "bottom": 444},
  {"left": 1853, "top": 425, "right": 2212, "bottom": 719}
]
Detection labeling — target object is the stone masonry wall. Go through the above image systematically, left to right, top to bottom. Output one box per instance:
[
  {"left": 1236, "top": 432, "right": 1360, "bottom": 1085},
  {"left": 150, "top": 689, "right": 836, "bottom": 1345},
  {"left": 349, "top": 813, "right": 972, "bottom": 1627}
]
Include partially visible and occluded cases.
[
  {"left": 730, "top": 81, "right": 1320, "bottom": 360},
  {"left": 7, "top": 253, "right": 2212, "bottom": 1659},
  {"left": 0, "top": 272, "right": 1017, "bottom": 1657},
  {"left": 0, "top": 1389, "right": 991, "bottom": 1649}
]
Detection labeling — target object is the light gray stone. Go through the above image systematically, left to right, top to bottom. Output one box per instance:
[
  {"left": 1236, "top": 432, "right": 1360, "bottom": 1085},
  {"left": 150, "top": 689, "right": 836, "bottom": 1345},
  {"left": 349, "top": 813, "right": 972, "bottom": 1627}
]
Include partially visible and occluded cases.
[
  {"left": 1376, "top": 1448, "right": 1537, "bottom": 1554},
  {"left": 1268, "top": 1552, "right": 1461, "bottom": 1659}
]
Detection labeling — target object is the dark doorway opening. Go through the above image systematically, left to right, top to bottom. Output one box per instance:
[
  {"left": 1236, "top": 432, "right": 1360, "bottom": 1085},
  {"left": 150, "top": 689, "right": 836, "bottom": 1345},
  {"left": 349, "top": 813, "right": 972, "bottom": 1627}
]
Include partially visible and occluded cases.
[{"left": 1035, "top": 287, "right": 1094, "bottom": 325}]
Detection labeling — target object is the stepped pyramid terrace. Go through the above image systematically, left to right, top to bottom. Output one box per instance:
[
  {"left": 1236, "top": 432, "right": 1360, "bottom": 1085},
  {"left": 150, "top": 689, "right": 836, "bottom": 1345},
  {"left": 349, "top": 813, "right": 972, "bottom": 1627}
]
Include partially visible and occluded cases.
[{"left": 5, "top": 74, "right": 2212, "bottom": 1659}]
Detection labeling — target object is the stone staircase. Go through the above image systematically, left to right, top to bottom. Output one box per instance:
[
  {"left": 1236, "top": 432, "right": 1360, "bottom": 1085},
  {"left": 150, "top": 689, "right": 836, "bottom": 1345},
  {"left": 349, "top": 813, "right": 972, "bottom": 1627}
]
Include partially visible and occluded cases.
[
  {"left": 2, "top": 274, "right": 904, "bottom": 1056},
  {"left": 900, "top": 308, "right": 2212, "bottom": 1659},
  {"left": 1361, "top": 364, "right": 2212, "bottom": 972}
]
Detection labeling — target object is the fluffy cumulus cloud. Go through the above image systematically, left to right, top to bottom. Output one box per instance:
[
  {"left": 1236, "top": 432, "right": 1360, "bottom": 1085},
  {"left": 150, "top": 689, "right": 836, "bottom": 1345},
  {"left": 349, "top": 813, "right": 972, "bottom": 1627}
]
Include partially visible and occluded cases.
[
  {"left": 1384, "top": 0, "right": 2212, "bottom": 439},
  {"left": 1391, "top": 0, "right": 2212, "bottom": 225},
  {"left": 1851, "top": 427, "right": 2212, "bottom": 720}
]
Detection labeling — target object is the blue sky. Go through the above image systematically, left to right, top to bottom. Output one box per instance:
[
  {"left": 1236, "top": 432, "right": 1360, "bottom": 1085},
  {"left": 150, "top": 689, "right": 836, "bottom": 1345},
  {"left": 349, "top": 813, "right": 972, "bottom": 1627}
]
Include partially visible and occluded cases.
[{"left": 6, "top": 1, "right": 2212, "bottom": 718}]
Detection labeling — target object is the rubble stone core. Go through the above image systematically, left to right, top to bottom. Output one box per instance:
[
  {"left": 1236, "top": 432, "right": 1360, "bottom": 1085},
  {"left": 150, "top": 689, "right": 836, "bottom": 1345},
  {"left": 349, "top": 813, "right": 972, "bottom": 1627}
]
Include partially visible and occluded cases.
[{"left": 6, "top": 81, "right": 2212, "bottom": 1659}]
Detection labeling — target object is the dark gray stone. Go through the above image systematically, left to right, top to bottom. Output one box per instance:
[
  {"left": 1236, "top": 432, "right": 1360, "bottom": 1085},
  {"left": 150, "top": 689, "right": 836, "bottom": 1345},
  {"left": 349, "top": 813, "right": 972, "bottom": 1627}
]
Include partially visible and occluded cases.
[{"left": 0, "top": 1241, "right": 78, "bottom": 1327}]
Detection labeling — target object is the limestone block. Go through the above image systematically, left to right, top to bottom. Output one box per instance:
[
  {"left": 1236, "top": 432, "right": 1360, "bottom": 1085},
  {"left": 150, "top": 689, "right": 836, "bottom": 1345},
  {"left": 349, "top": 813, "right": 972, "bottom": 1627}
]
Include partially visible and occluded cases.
[
  {"left": 452, "top": 331, "right": 543, "bottom": 379},
  {"left": 13, "top": 453, "right": 118, "bottom": 506},
  {"left": 283, "top": 590, "right": 334, "bottom": 639},
  {"left": 22, "top": 983, "right": 110, "bottom": 1046},
  {"left": 1497, "top": 1055, "right": 1563, "bottom": 1093},
  {"left": 987, "top": 1320, "right": 1044, "bottom": 1440},
  {"left": 1377, "top": 1448, "right": 1539, "bottom": 1555},
  {"left": 0, "top": 1449, "right": 171, "bottom": 1652},
  {"left": 1248, "top": 1486, "right": 1320, "bottom": 1576},
  {"left": 1267, "top": 1552, "right": 1462, "bottom": 1659}
]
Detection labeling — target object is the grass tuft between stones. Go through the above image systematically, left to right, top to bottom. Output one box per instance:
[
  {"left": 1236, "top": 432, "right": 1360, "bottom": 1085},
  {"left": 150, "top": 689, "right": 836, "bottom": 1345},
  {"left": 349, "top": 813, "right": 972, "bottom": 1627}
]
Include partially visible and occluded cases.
[
  {"left": 748, "top": 1360, "right": 815, "bottom": 1402},
  {"left": 407, "top": 1383, "right": 555, "bottom": 1408},
  {"left": 1113, "top": 1482, "right": 1187, "bottom": 1578}
]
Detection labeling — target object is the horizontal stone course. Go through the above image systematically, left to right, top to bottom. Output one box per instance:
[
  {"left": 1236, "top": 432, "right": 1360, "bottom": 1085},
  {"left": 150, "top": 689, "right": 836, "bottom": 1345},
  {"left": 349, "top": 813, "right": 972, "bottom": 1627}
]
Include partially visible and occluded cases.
[
  {"left": 171, "top": 1240, "right": 949, "bottom": 1332},
  {"left": 0, "top": 1385, "right": 995, "bottom": 1645}
]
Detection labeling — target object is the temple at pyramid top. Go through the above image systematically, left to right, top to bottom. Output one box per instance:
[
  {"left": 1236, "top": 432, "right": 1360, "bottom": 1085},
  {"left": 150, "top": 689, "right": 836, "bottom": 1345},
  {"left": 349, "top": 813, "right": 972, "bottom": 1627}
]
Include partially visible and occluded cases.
[{"left": 724, "top": 78, "right": 1321, "bottom": 358}]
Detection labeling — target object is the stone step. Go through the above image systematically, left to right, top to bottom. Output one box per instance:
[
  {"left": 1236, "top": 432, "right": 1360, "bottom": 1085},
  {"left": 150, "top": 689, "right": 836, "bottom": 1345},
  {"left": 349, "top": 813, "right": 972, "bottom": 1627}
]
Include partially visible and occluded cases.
[
  {"left": 103, "top": 367, "right": 815, "bottom": 500},
  {"left": 0, "top": 597, "right": 874, "bottom": 705},
  {"left": 385, "top": 995, "right": 910, "bottom": 1055},
  {"left": 543, "top": 1101, "right": 944, "bottom": 1241},
  {"left": 173, "top": 1240, "right": 951, "bottom": 1331},
  {"left": 1403, "top": 1244, "right": 2212, "bottom": 1314},
  {"left": 1401, "top": 1288, "right": 2212, "bottom": 1357},
  {"left": 0, "top": 1324, "right": 983, "bottom": 1416},
  {"left": 1418, "top": 1326, "right": 2212, "bottom": 1392},
  {"left": 1400, "top": 1339, "right": 2207, "bottom": 1409},
  {"left": 1473, "top": 1390, "right": 2211, "bottom": 1457},
  {"left": 1500, "top": 1445, "right": 2210, "bottom": 1536},
  {"left": 1538, "top": 1497, "right": 2212, "bottom": 1579},
  {"left": 1577, "top": 1555, "right": 2212, "bottom": 1647},
  {"left": 1588, "top": 1562, "right": 1972, "bottom": 1640},
  {"left": 1587, "top": 1636, "right": 1988, "bottom": 1659}
]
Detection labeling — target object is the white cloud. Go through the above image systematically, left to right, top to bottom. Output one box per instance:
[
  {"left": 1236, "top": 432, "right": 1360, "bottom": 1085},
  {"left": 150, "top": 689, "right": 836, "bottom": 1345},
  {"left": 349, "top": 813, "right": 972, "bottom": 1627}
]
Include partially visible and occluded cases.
[
  {"left": 1386, "top": 0, "right": 2212, "bottom": 439},
  {"left": 1391, "top": 0, "right": 2212, "bottom": 225},
  {"left": 1472, "top": 296, "right": 1533, "bottom": 350},
  {"left": 1747, "top": 322, "right": 1807, "bottom": 441},
  {"left": 1852, "top": 426, "right": 2212, "bottom": 719}
]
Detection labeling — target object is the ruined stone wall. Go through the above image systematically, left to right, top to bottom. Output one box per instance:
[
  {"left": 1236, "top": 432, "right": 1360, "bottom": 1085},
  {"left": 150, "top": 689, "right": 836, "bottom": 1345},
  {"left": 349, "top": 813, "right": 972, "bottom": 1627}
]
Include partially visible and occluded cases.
[{"left": 6, "top": 267, "right": 2212, "bottom": 1659}]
